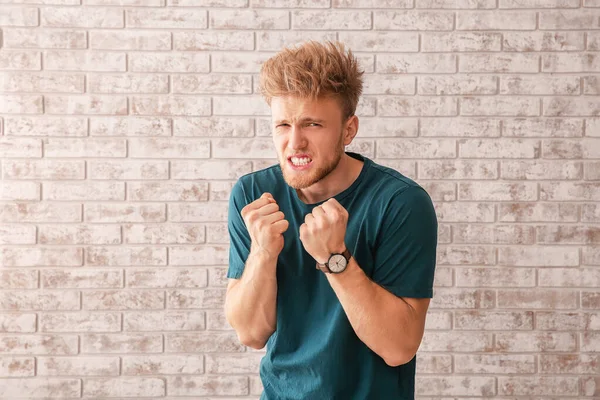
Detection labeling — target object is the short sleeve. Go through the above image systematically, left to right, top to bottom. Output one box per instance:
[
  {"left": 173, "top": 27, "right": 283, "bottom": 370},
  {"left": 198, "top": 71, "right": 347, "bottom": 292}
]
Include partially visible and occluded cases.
[
  {"left": 227, "top": 180, "right": 252, "bottom": 279},
  {"left": 371, "top": 185, "right": 438, "bottom": 299}
]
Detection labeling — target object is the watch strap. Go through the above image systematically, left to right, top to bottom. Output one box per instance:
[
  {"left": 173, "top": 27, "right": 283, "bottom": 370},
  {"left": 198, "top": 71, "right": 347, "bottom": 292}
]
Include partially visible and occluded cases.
[{"left": 315, "top": 248, "right": 351, "bottom": 274}]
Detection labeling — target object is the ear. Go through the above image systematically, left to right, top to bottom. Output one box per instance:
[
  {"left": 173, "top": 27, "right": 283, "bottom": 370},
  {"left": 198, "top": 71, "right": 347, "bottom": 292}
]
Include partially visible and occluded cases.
[{"left": 342, "top": 115, "right": 359, "bottom": 146}]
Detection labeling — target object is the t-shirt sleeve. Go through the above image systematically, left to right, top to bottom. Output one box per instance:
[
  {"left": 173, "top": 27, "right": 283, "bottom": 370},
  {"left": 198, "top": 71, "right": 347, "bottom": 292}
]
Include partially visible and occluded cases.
[
  {"left": 227, "top": 180, "right": 252, "bottom": 279},
  {"left": 371, "top": 185, "right": 438, "bottom": 299}
]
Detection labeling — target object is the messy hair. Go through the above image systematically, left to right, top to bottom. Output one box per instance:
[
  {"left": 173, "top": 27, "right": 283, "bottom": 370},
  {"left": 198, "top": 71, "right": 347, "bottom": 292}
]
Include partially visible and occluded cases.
[{"left": 259, "top": 40, "right": 364, "bottom": 120}]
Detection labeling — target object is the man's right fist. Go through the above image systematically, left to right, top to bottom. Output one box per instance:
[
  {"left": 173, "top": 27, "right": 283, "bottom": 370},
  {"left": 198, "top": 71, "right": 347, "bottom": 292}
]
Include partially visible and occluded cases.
[{"left": 241, "top": 192, "right": 289, "bottom": 260}]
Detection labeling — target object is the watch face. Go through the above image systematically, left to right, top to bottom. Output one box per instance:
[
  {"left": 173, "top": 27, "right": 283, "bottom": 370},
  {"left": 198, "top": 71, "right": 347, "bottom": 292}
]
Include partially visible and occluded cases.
[{"left": 328, "top": 254, "right": 347, "bottom": 273}]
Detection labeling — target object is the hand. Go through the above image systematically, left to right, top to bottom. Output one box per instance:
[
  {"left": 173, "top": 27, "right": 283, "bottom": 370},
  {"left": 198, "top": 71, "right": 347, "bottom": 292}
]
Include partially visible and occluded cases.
[
  {"left": 241, "top": 192, "right": 289, "bottom": 261},
  {"left": 299, "top": 198, "right": 348, "bottom": 264}
]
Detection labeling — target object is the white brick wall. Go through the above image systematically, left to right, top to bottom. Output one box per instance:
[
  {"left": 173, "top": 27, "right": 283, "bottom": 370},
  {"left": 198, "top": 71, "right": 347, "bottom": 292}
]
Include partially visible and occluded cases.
[{"left": 0, "top": 0, "right": 599, "bottom": 398}]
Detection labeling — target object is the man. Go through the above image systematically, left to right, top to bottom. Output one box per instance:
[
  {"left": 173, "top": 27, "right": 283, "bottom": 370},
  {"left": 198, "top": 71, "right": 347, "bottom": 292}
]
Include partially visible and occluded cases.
[{"left": 224, "top": 41, "right": 438, "bottom": 399}]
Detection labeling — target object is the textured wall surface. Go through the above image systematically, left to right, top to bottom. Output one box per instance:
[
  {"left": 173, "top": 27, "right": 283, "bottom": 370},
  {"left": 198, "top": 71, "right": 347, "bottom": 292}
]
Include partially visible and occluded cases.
[{"left": 0, "top": 0, "right": 599, "bottom": 398}]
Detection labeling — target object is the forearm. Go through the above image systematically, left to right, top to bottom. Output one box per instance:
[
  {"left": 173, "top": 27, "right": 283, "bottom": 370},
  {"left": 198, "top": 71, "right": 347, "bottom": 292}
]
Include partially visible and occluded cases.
[
  {"left": 225, "top": 249, "right": 278, "bottom": 348},
  {"left": 326, "top": 258, "right": 424, "bottom": 366}
]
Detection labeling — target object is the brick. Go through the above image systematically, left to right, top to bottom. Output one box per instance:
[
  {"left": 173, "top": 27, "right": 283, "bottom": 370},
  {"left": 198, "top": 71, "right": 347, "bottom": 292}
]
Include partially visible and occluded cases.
[
  {"left": 88, "top": 0, "right": 164, "bottom": 4},
  {"left": 169, "top": 0, "right": 247, "bottom": 4},
  {"left": 334, "top": 0, "right": 411, "bottom": 6},
  {"left": 417, "top": 0, "right": 495, "bottom": 6},
  {"left": 500, "top": 0, "right": 579, "bottom": 6},
  {"left": 0, "top": 7, "right": 38, "bottom": 26},
  {"left": 42, "top": 7, "right": 122, "bottom": 27},
  {"left": 127, "top": 8, "right": 205, "bottom": 28},
  {"left": 211, "top": 9, "right": 288, "bottom": 29},
  {"left": 540, "top": 9, "right": 600, "bottom": 29},
  {"left": 293, "top": 10, "right": 369, "bottom": 29},
  {"left": 374, "top": 10, "right": 453, "bottom": 30},
  {"left": 457, "top": 11, "right": 536, "bottom": 30},
  {"left": 4, "top": 28, "right": 85, "bottom": 49},
  {"left": 91, "top": 30, "right": 170, "bottom": 50},
  {"left": 174, "top": 31, "right": 253, "bottom": 51},
  {"left": 259, "top": 31, "right": 336, "bottom": 50},
  {"left": 335, "top": 31, "right": 417, "bottom": 52},
  {"left": 503, "top": 31, "right": 584, "bottom": 51},
  {"left": 422, "top": 32, "right": 501, "bottom": 52},
  {"left": 0, "top": 50, "right": 40, "bottom": 70},
  {"left": 45, "top": 50, "right": 126, "bottom": 71},
  {"left": 130, "top": 52, "right": 209, "bottom": 73},
  {"left": 212, "top": 53, "right": 274, "bottom": 74},
  {"left": 377, "top": 54, "right": 456, "bottom": 74},
  {"left": 461, "top": 54, "right": 539, "bottom": 73},
  {"left": 543, "top": 54, "right": 600, "bottom": 72},
  {"left": 0, "top": 71, "right": 84, "bottom": 93},
  {"left": 89, "top": 74, "right": 168, "bottom": 94},
  {"left": 173, "top": 74, "right": 251, "bottom": 94},
  {"left": 419, "top": 75, "right": 496, "bottom": 95},
  {"left": 501, "top": 75, "right": 579, "bottom": 95},
  {"left": 363, "top": 76, "right": 415, "bottom": 95},
  {"left": 585, "top": 76, "right": 600, "bottom": 95},
  {"left": 0, "top": 94, "right": 43, "bottom": 114},
  {"left": 45, "top": 95, "right": 127, "bottom": 115},
  {"left": 131, "top": 96, "right": 210, "bottom": 116},
  {"left": 213, "top": 96, "right": 270, "bottom": 115},
  {"left": 461, "top": 97, "right": 540, "bottom": 116},
  {"left": 356, "top": 98, "right": 377, "bottom": 117},
  {"left": 381, "top": 98, "right": 458, "bottom": 117},
  {"left": 6, "top": 116, "right": 87, "bottom": 137},
  {"left": 91, "top": 117, "right": 172, "bottom": 137},
  {"left": 174, "top": 117, "right": 253, "bottom": 137},
  {"left": 421, "top": 117, "right": 500, "bottom": 137},
  {"left": 503, "top": 118, "right": 583, "bottom": 137},
  {"left": 587, "top": 118, "right": 600, "bottom": 136},
  {"left": 0, "top": 138, "right": 42, "bottom": 158},
  {"left": 45, "top": 138, "right": 126, "bottom": 158},
  {"left": 129, "top": 138, "right": 209, "bottom": 159},
  {"left": 212, "top": 138, "right": 274, "bottom": 158},
  {"left": 377, "top": 139, "right": 456, "bottom": 159},
  {"left": 459, "top": 139, "right": 539, "bottom": 158},
  {"left": 544, "top": 139, "right": 600, "bottom": 158},
  {"left": 3, "top": 160, "right": 84, "bottom": 180},
  {"left": 90, "top": 160, "right": 169, "bottom": 180},
  {"left": 172, "top": 160, "right": 252, "bottom": 180},
  {"left": 501, "top": 160, "right": 582, "bottom": 180},
  {"left": 0, "top": 182, "right": 39, "bottom": 200},
  {"left": 44, "top": 182, "right": 124, "bottom": 201},
  {"left": 128, "top": 182, "right": 208, "bottom": 202},
  {"left": 418, "top": 182, "right": 454, "bottom": 202},
  {"left": 459, "top": 182, "right": 537, "bottom": 201},
  {"left": 541, "top": 182, "right": 600, "bottom": 201},
  {"left": 168, "top": 203, "right": 228, "bottom": 222},
  {"left": 435, "top": 203, "right": 495, "bottom": 222},
  {"left": 498, "top": 203, "right": 578, "bottom": 222},
  {"left": 85, "top": 204, "right": 165, "bottom": 223},
  {"left": 583, "top": 204, "right": 600, "bottom": 221},
  {"left": 39, "top": 224, "right": 119, "bottom": 245},
  {"left": 124, "top": 224, "right": 205, "bottom": 245},
  {"left": 206, "top": 224, "right": 229, "bottom": 244},
  {"left": 454, "top": 224, "right": 534, "bottom": 244},
  {"left": 537, "top": 226, "right": 600, "bottom": 244},
  {"left": 169, "top": 245, "right": 228, "bottom": 266},
  {"left": 86, "top": 246, "right": 166, "bottom": 266},
  {"left": 499, "top": 246, "right": 578, "bottom": 267},
  {"left": 1, "top": 247, "right": 82, "bottom": 267},
  {"left": 583, "top": 247, "right": 600, "bottom": 265},
  {"left": 208, "top": 266, "right": 229, "bottom": 286},
  {"left": 433, "top": 266, "right": 453, "bottom": 286},
  {"left": 456, "top": 267, "right": 535, "bottom": 287},
  {"left": 126, "top": 268, "right": 207, "bottom": 288},
  {"left": 0, "top": 269, "right": 38, "bottom": 289},
  {"left": 42, "top": 269, "right": 122, "bottom": 289},
  {"left": 430, "top": 288, "right": 495, "bottom": 309},
  {"left": 167, "top": 289, "right": 226, "bottom": 308},
  {"left": 498, "top": 289, "right": 578, "bottom": 309},
  {"left": 83, "top": 290, "right": 164, "bottom": 311},
  {"left": 0, "top": 291, "right": 79, "bottom": 311},
  {"left": 583, "top": 291, "right": 600, "bottom": 308},
  {"left": 124, "top": 310, "right": 205, "bottom": 332},
  {"left": 206, "top": 310, "right": 233, "bottom": 330},
  {"left": 455, "top": 311, "right": 533, "bottom": 330},
  {"left": 536, "top": 311, "right": 600, "bottom": 330},
  {"left": 40, "top": 312, "right": 120, "bottom": 333},
  {"left": 425, "top": 312, "right": 452, "bottom": 331},
  {"left": 0, "top": 313, "right": 36, "bottom": 333},
  {"left": 166, "top": 332, "right": 244, "bottom": 353},
  {"left": 420, "top": 332, "right": 492, "bottom": 352},
  {"left": 495, "top": 332, "right": 576, "bottom": 352},
  {"left": 582, "top": 332, "right": 600, "bottom": 352},
  {"left": 82, "top": 333, "right": 162, "bottom": 354},
  {"left": 0, "top": 335, "right": 78, "bottom": 355},
  {"left": 122, "top": 354, "right": 204, "bottom": 375},
  {"left": 205, "top": 354, "right": 262, "bottom": 374},
  {"left": 415, "top": 354, "right": 452, "bottom": 374},
  {"left": 455, "top": 354, "right": 535, "bottom": 374},
  {"left": 541, "top": 354, "right": 600, "bottom": 374},
  {"left": 0, "top": 356, "right": 34, "bottom": 377},
  {"left": 38, "top": 356, "right": 119, "bottom": 376},
  {"left": 168, "top": 376, "right": 248, "bottom": 396},
  {"left": 250, "top": 376, "right": 264, "bottom": 395},
  {"left": 416, "top": 376, "right": 496, "bottom": 396},
  {"left": 499, "top": 376, "right": 578, "bottom": 396},
  {"left": 84, "top": 377, "right": 165, "bottom": 397},
  {"left": 0, "top": 378, "right": 80, "bottom": 398}
]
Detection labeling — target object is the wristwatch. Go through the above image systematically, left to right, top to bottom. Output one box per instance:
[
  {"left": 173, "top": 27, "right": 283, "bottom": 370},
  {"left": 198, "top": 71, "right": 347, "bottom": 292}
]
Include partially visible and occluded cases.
[{"left": 316, "top": 248, "right": 352, "bottom": 274}]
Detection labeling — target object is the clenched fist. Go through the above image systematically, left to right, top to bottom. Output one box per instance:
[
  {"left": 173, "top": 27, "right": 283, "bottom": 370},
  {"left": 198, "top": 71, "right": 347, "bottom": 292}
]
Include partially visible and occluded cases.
[
  {"left": 241, "top": 192, "right": 289, "bottom": 261},
  {"left": 299, "top": 198, "right": 348, "bottom": 264}
]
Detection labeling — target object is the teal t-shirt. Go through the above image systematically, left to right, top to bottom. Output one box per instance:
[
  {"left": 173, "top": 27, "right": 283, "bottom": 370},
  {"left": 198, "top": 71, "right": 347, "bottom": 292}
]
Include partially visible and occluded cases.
[{"left": 227, "top": 152, "right": 438, "bottom": 400}]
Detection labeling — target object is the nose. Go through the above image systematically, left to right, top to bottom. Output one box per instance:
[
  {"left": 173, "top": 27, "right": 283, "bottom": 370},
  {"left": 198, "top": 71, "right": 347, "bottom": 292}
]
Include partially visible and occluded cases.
[{"left": 288, "top": 125, "right": 307, "bottom": 150}]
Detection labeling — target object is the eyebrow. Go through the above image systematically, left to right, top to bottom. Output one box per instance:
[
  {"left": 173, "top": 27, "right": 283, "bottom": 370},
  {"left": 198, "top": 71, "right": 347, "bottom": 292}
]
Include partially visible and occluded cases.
[{"left": 274, "top": 118, "right": 326, "bottom": 125}]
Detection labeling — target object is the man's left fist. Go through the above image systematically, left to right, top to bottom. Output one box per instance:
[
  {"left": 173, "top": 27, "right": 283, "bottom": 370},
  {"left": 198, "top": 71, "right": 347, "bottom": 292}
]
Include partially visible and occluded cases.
[{"left": 299, "top": 198, "right": 348, "bottom": 264}]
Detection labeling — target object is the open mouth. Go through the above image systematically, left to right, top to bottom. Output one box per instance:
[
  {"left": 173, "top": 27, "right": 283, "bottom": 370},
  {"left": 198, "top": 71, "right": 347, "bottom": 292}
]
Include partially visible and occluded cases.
[{"left": 288, "top": 155, "right": 313, "bottom": 170}]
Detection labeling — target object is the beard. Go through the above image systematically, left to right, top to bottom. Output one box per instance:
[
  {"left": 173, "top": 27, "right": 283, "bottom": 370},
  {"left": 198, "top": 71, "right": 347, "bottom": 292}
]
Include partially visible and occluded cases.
[{"left": 280, "top": 134, "right": 345, "bottom": 190}]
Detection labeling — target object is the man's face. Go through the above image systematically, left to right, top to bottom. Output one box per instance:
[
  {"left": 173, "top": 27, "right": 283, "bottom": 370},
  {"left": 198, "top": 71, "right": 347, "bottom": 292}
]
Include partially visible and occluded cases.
[{"left": 271, "top": 96, "right": 347, "bottom": 190}]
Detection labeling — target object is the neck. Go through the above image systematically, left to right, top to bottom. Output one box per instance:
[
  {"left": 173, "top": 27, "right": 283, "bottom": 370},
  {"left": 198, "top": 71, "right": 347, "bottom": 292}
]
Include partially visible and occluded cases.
[{"left": 297, "top": 153, "right": 364, "bottom": 204}]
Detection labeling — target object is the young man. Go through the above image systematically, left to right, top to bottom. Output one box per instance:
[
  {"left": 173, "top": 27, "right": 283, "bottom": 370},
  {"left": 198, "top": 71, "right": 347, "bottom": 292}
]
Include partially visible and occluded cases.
[{"left": 225, "top": 41, "right": 438, "bottom": 399}]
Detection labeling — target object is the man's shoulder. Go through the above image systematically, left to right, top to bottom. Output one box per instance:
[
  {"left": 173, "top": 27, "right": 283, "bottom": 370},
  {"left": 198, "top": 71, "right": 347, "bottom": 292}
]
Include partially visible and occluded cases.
[{"left": 231, "top": 162, "right": 286, "bottom": 205}]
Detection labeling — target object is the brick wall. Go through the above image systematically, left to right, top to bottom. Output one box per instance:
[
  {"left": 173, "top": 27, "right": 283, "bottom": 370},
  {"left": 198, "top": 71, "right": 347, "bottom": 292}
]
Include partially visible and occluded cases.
[{"left": 0, "top": 0, "right": 598, "bottom": 398}]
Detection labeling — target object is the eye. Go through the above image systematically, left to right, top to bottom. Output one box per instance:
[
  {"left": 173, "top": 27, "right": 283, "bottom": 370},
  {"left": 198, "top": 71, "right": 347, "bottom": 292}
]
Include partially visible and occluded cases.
[{"left": 308, "top": 123, "right": 321, "bottom": 127}]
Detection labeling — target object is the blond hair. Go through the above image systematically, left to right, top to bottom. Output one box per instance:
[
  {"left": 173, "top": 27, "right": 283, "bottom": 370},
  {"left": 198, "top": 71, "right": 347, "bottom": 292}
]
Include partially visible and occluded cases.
[{"left": 259, "top": 40, "right": 364, "bottom": 120}]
